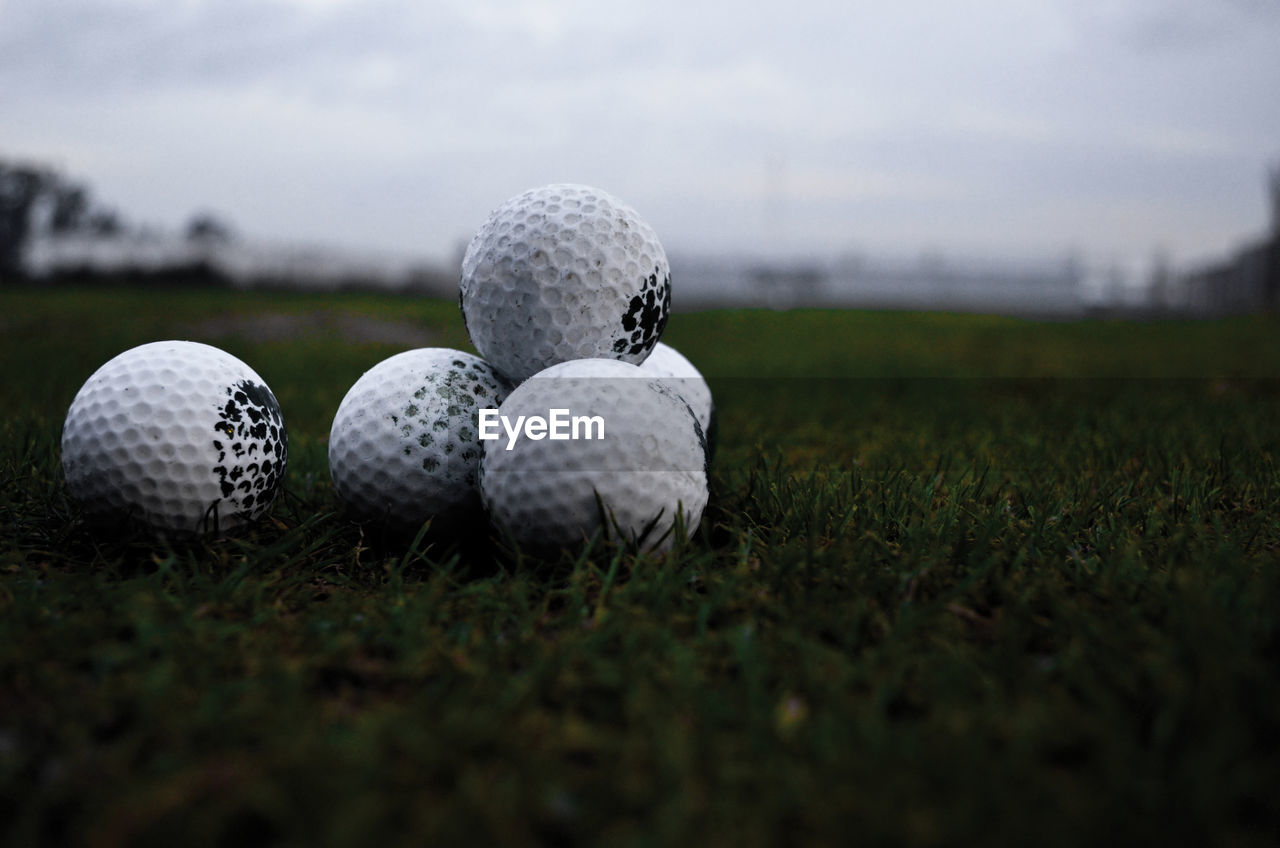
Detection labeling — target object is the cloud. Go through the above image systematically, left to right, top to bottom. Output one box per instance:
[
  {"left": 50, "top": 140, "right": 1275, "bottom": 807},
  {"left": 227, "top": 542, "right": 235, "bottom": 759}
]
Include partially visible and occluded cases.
[{"left": 1108, "top": 0, "right": 1280, "bottom": 54}]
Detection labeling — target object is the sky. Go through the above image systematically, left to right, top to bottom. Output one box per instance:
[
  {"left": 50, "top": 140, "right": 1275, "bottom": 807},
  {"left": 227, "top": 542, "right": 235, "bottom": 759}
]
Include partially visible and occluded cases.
[{"left": 3, "top": 0, "right": 1279, "bottom": 272}]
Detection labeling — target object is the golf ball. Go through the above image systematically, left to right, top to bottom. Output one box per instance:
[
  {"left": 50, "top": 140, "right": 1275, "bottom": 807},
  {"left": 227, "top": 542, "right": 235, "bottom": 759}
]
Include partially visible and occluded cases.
[
  {"left": 459, "top": 183, "right": 671, "bottom": 383},
  {"left": 61, "top": 340, "right": 287, "bottom": 536},
  {"left": 636, "top": 341, "right": 714, "bottom": 437},
  {"left": 328, "top": 348, "right": 510, "bottom": 527},
  {"left": 479, "top": 358, "right": 708, "bottom": 552}
]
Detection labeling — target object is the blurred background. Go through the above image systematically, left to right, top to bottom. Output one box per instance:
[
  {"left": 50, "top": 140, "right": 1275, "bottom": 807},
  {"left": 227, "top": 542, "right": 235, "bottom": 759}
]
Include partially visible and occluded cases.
[{"left": 3, "top": 0, "right": 1278, "bottom": 315}]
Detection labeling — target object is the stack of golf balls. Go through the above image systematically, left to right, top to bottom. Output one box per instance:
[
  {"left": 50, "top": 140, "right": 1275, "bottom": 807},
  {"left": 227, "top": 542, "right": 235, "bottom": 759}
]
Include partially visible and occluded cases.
[
  {"left": 330, "top": 183, "right": 713, "bottom": 550},
  {"left": 60, "top": 184, "right": 713, "bottom": 553}
]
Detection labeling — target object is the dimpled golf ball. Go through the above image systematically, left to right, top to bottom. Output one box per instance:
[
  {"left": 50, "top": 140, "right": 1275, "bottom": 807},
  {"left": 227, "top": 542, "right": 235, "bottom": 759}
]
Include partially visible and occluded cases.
[
  {"left": 459, "top": 183, "right": 672, "bottom": 383},
  {"left": 61, "top": 340, "right": 287, "bottom": 536},
  {"left": 636, "top": 341, "right": 714, "bottom": 437},
  {"left": 328, "top": 348, "right": 510, "bottom": 527},
  {"left": 479, "top": 358, "right": 707, "bottom": 552}
]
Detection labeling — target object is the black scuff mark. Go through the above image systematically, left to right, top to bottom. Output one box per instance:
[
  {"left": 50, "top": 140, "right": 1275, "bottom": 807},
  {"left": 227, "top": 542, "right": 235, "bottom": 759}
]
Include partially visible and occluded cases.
[
  {"left": 614, "top": 266, "right": 671, "bottom": 356},
  {"left": 211, "top": 379, "right": 288, "bottom": 523}
]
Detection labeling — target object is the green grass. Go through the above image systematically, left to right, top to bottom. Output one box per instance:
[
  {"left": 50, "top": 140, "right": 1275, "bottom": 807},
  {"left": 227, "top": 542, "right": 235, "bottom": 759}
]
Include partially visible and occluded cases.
[{"left": 2, "top": 285, "right": 1279, "bottom": 847}]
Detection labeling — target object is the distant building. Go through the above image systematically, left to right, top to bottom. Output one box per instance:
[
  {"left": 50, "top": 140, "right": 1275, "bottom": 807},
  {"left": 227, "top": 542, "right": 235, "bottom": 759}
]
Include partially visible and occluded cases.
[
  {"left": 1179, "top": 168, "right": 1280, "bottom": 315},
  {"left": 1180, "top": 237, "right": 1279, "bottom": 315},
  {"left": 1181, "top": 242, "right": 1272, "bottom": 314},
  {"left": 673, "top": 252, "right": 1084, "bottom": 315}
]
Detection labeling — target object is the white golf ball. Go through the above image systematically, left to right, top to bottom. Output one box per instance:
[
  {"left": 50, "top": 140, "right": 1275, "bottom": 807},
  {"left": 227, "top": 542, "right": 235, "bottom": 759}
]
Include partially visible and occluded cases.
[
  {"left": 459, "top": 183, "right": 672, "bottom": 383},
  {"left": 61, "top": 340, "right": 288, "bottom": 536},
  {"left": 636, "top": 341, "right": 714, "bottom": 438},
  {"left": 328, "top": 348, "right": 510, "bottom": 527},
  {"left": 479, "top": 358, "right": 708, "bottom": 552}
]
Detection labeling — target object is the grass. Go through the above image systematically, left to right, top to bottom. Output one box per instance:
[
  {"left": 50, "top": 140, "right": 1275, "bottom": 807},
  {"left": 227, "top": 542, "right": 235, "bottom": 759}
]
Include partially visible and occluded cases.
[{"left": 2, "top": 284, "right": 1279, "bottom": 847}]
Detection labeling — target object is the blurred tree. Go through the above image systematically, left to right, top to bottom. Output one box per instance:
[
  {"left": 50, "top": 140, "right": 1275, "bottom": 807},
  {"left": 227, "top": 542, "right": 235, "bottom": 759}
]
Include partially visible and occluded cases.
[
  {"left": 0, "top": 159, "right": 121, "bottom": 280},
  {"left": 0, "top": 162, "right": 52, "bottom": 279},
  {"left": 1267, "top": 163, "right": 1280, "bottom": 310},
  {"left": 1268, "top": 163, "right": 1279, "bottom": 235},
  {"left": 49, "top": 184, "right": 90, "bottom": 234},
  {"left": 87, "top": 209, "right": 123, "bottom": 237},
  {"left": 186, "top": 211, "right": 235, "bottom": 243},
  {"left": 1147, "top": 246, "right": 1172, "bottom": 310}
]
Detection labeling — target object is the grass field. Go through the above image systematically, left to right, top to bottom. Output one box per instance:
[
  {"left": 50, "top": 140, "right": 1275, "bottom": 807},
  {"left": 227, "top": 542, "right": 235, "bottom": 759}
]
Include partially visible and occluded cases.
[{"left": 2, "top": 285, "right": 1279, "bottom": 847}]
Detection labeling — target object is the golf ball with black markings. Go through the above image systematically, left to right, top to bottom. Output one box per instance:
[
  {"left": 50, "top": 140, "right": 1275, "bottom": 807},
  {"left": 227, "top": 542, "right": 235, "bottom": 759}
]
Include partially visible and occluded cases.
[
  {"left": 459, "top": 183, "right": 671, "bottom": 383},
  {"left": 61, "top": 340, "right": 288, "bottom": 536},
  {"left": 328, "top": 348, "right": 510, "bottom": 527},
  {"left": 479, "top": 358, "right": 707, "bottom": 552}
]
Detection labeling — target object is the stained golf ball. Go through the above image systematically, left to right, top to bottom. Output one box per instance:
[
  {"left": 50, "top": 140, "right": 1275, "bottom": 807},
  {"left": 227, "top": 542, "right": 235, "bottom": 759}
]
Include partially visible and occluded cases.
[
  {"left": 459, "top": 183, "right": 671, "bottom": 383},
  {"left": 61, "top": 340, "right": 287, "bottom": 535},
  {"left": 328, "top": 348, "right": 510, "bottom": 527},
  {"left": 479, "top": 358, "right": 708, "bottom": 552}
]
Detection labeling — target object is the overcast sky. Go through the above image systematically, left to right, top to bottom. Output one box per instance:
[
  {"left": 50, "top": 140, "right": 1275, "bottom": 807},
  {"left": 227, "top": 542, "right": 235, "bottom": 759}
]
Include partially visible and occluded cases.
[{"left": 3, "top": 0, "right": 1278, "bottom": 270}]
